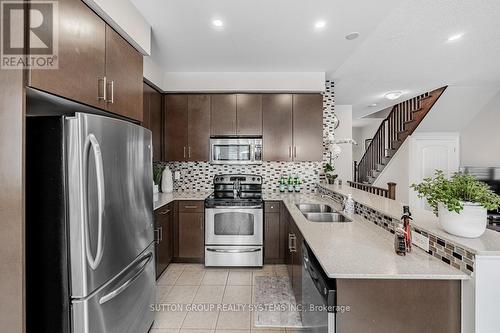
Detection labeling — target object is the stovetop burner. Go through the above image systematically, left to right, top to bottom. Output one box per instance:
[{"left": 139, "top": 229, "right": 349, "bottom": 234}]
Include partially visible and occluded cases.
[{"left": 205, "top": 174, "right": 263, "bottom": 208}]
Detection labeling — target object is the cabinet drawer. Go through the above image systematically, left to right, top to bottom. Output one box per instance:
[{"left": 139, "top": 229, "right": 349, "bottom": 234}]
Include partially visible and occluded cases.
[
  {"left": 178, "top": 200, "right": 204, "bottom": 213},
  {"left": 265, "top": 201, "right": 281, "bottom": 213},
  {"left": 155, "top": 205, "right": 172, "bottom": 216}
]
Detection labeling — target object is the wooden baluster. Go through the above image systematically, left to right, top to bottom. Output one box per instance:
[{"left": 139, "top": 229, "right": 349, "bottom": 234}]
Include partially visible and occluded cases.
[{"left": 388, "top": 182, "right": 397, "bottom": 200}]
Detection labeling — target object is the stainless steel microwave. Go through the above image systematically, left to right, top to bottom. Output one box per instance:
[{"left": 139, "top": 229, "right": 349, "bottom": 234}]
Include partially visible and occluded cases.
[{"left": 210, "top": 137, "right": 263, "bottom": 165}]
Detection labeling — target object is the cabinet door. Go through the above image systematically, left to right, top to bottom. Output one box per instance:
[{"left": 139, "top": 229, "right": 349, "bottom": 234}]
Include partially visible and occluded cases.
[
  {"left": 30, "top": 0, "right": 106, "bottom": 109},
  {"left": 105, "top": 26, "right": 143, "bottom": 122},
  {"left": 143, "top": 83, "right": 163, "bottom": 162},
  {"left": 211, "top": 94, "right": 237, "bottom": 135},
  {"left": 237, "top": 94, "right": 262, "bottom": 135},
  {"left": 263, "top": 94, "right": 293, "bottom": 161},
  {"left": 292, "top": 94, "right": 323, "bottom": 161},
  {"left": 164, "top": 95, "right": 188, "bottom": 161},
  {"left": 188, "top": 95, "right": 210, "bottom": 161},
  {"left": 155, "top": 204, "right": 173, "bottom": 278},
  {"left": 284, "top": 211, "right": 293, "bottom": 278},
  {"left": 178, "top": 212, "right": 204, "bottom": 259},
  {"left": 264, "top": 213, "right": 280, "bottom": 262},
  {"left": 291, "top": 223, "right": 303, "bottom": 306}
]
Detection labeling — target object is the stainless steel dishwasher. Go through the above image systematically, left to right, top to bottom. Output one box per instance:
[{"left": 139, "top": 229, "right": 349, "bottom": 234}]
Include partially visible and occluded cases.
[{"left": 302, "top": 242, "right": 337, "bottom": 333}]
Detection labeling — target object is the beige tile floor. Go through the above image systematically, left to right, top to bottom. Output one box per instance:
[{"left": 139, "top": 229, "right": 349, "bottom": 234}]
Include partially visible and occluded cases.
[{"left": 151, "top": 264, "right": 296, "bottom": 333}]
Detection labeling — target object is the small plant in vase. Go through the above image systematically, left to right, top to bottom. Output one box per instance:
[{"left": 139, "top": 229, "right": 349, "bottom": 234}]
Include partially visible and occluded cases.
[
  {"left": 324, "top": 163, "right": 338, "bottom": 185},
  {"left": 153, "top": 164, "right": 164, "bottom": 194},
  {"left": 411, "top": 170, "right": 500, "bottom": 238}
]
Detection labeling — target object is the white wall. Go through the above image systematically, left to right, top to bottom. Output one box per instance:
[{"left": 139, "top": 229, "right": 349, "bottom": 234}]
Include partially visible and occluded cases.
[
  {"left": 82, "top": 0, "right": 151, "bottom": 55},
  {"left": 143, "top": 57, "right": 164, "bottom": 90},
  {"left": 163, "top": 72, "right": 326, "bottom": 92},
  {"left": 460, "top": 90, "right": 500, "bottom": 167},
  {"left": 334, "top": 105, "right": 353, "bottom": 182},
  {"left": 352, "top": 119, "right": 383, "bottom": 162},
  {"left": 372, "top": 139, "right": 410, "bottom": 204}
]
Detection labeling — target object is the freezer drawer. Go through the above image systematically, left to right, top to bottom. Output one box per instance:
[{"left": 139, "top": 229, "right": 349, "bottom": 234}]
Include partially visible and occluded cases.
[
  {"left": 72, "top": 244, "right": 155, "bottom": 333},
  {"left": 205, "top": 246, "right": 263, "bottom": 267}
]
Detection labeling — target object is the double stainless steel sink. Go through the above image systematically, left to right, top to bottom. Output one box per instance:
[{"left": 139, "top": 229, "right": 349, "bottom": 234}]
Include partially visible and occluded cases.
[{"left": 296, "top": 203, "right": 352, "bottom": 223}]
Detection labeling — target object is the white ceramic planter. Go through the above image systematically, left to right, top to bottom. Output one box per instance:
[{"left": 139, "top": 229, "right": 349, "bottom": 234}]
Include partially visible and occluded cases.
[{"left": 438, "top": 202, "right": 487, "bottom": 238}]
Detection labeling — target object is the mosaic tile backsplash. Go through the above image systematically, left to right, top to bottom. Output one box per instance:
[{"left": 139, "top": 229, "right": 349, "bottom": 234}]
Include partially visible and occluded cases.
[
  {"left": 159, "top": 80, "right": 336, "bottom": 193},
  {"left": 317, "top": 184, "right": 476, "bottom": 275}
]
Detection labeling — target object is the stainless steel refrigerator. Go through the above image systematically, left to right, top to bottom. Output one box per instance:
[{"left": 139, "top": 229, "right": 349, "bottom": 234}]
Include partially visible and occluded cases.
[{"left": 26, "top": 112, "right": 155, "bottom": 333}]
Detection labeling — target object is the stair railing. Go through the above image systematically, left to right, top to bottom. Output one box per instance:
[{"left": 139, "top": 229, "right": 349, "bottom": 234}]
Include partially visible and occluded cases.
[{"left": 355, "top": 87, "right": 446, "bottom": 184}]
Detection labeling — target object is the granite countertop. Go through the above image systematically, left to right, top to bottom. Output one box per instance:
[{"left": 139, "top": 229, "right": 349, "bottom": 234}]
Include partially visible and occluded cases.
[
  {"left": 319, "top": 183, "right": 500, "bottom": 256},
  {"left": 153, "top": 190, "right": 212, "bottom": 210},
  {"left": 276, "top": 192, "right": 468, "bottom": 280}
]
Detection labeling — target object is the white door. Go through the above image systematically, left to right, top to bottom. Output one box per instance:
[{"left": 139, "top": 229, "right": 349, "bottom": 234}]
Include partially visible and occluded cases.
[{"left": 409, "top": 133, "right": 460, "bottom": 210}]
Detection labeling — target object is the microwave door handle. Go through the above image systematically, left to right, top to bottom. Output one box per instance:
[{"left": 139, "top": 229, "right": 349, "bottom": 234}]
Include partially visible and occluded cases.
[
  {"left": 83, "top": 133, "right": 105, "bottom": 270},
  {"left": 250, "top": 143, "right": 255, "bottom": 162}
]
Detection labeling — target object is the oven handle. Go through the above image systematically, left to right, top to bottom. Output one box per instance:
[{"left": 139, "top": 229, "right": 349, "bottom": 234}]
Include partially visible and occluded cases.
[
  {"left": 211, "top": 206, "right": 262, "bottom": 209},
  {"left": 206, "top": 248, "right": 262, "bottom": 253}
]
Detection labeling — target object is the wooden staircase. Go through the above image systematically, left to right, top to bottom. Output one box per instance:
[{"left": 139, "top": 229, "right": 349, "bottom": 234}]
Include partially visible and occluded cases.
[{"left": 354, "top": 86, "right": 447, "bottom": 184}]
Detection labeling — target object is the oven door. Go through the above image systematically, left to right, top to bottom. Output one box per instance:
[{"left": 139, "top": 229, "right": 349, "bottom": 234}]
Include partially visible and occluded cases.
[{"left": 205, "top": 207, "right": 263, "bottom": 245}]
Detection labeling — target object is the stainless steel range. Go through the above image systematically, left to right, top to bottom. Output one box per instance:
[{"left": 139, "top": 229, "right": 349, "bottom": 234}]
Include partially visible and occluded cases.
[{"left": 205, "top": 174, "right": 263, "bottom": 267}]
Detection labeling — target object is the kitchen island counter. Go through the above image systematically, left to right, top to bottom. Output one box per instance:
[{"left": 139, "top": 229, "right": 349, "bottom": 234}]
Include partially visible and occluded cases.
[{"left": 266, "top": 192, "right": 468, "bottom": 280}]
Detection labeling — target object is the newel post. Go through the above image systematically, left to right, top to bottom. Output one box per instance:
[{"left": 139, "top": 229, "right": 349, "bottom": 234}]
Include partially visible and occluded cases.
[{"left": 387, "top": 182, "right": 397, "bottom": 200}]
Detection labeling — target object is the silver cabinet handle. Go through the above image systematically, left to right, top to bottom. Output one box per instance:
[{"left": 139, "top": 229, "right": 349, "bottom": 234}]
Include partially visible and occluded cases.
[
  {"left": 97, "top": 77, "right": 106, "bottom": 101},
  {"left": 106, "top": 80, "right": 114, "bottom": 104},
  {"left": 83, "top": 133, "right": 105, "bottom": 270},
  {"left": 183, "top": 146, "right": 186, "bottom": 159},
  {"left": 188, "top": 146, "right": 191, "bottom": 159},
  {"left": 288, "top": 146, "right": 292, "bottom": 158},
  {"left": 294, "top": 146, "right": 297, "bottom": 159},
  {"left": 184, "top": 205, "right": 198, "bottom": 209},
  {"left": 159, "top": 209, "right": 170, "bottom": 215},
  {"left": 158, "top": 226, "right": 163, "bottom": 242},
  {"left": 154, "top": 228, "right": 160, "bottom": 244},
  {"left": 289, "top": 233, "right": 297, "bottom": 253},
  {"left": 206, "top": 248, "right": 261, "bottom": 253},
  {"left": 99, "top": 252, "right": 152, "bottom": 304}
]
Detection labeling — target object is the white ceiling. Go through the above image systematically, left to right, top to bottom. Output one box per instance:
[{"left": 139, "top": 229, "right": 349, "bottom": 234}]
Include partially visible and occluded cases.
[{"left": 132, "top": 0, "right": 500, "bottom": 118}]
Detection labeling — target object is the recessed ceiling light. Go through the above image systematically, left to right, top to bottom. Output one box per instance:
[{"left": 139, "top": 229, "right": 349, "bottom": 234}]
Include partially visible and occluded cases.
[
  {"left": 212, "top": 19, "right": 224, "bottom": 28},
  {"left": 314, "top": 21, "right": 326, "bottom": 30},
  {"left": 345, "top": 32, "right": 360, "bottom": 40},
  {"left": 447, "top": 33, "right": 464, "bottom": 42},
  {"left": 384, "top": 91, "right": 403, "bottom": 100},
  {"left": 368, "top": 103, "right": 378, "bottom": 107}
]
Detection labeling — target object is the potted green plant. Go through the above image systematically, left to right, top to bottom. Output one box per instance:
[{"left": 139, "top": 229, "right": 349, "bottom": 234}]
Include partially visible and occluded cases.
[
  {"left": 324, "top": 163, "right": 338, "bottom": 184},
  {"left": 153, "top": 164, "right": 164, "bottom": 194},
  {"left": 411, "top": 170, "right": 500, "bottom": 238}
]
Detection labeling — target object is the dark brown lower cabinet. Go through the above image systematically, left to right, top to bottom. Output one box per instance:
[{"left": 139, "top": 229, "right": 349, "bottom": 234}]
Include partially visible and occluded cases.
[
  {"left": 175, "top": 200, "right": 204, "bottom": 262},
  {"left": 264, "top": 201, "right": 286, "bottom": 264},
  {"left": 154, "top": 203, "right": 173, "bottom": 279},
  {"left": 282, "top": 206, "right": 303, "bottom": 305},
  {"left": 336, "top": 279, "right": 461, "bottom": 333}
]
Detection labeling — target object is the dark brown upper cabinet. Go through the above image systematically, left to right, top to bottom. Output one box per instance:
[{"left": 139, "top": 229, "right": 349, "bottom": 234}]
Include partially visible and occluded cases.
[
  {"left": 29, "top": 0, "right": 143, "bottom": 122},
  {"left": 30, "top": 0, "right": 106, "bottom": 110},
  {"left": 105, "top": 26, "right": 144, "bottom": 122},
  {"left": 143, "top": 83, "right": 163, "bottom": 161},
  {"left": 164, "top": 94, "right": 210, "bottom": 161},
  {"left": 211, "top": 94, "right": 237, "bottom": 136},
  {"left": 236, "top": 94, "right": 262, "bottom": 135},
  {"left": 263, "top": 94, "right": 293, "bottom": 161},
  {"left": 292, "top": 94, "right": 323, "bottom": 161},
  {"left": 164, "top": 95, "right": 188, "bottom": 161},
  {"left": 187, "top": 95, "right": 211, "bottom": 161}
]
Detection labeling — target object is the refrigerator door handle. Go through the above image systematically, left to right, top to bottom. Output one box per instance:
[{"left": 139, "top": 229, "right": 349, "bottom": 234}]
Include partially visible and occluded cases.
[
  {"left": 84, "top": 133, "right": 106, "bottom": 270},
  {"left": 98, "top": 252, "right": 153, "bottom": 305}
]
